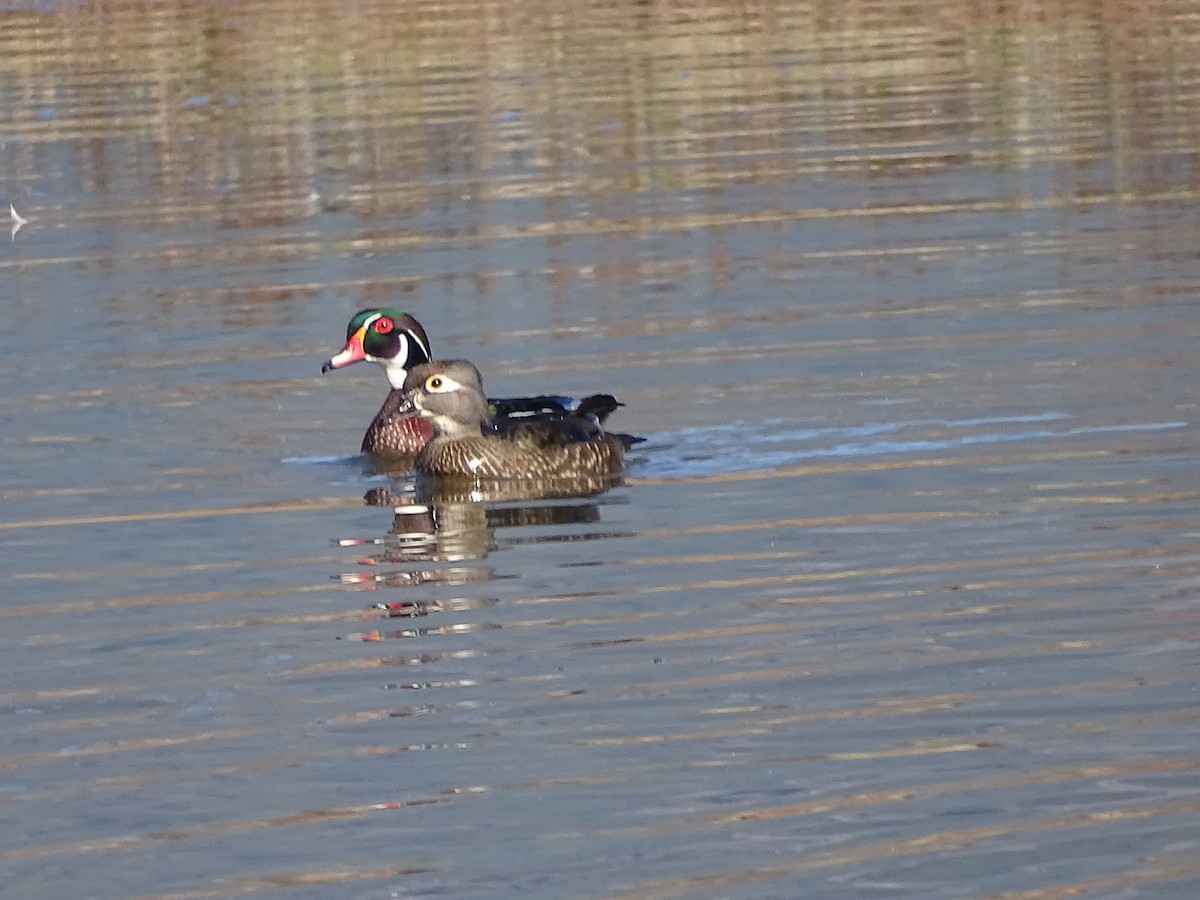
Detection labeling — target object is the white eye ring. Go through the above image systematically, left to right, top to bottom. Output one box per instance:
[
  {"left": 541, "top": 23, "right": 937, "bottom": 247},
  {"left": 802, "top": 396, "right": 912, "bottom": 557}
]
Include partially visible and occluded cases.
[{"left": 425, "top": 374, "right": 460, "bottom": 393}]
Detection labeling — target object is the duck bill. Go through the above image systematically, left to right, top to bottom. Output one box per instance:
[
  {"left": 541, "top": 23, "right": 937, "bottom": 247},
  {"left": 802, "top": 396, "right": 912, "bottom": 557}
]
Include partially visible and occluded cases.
[{"left": 321, "top": 325, "right": 368, "bottom": 373}]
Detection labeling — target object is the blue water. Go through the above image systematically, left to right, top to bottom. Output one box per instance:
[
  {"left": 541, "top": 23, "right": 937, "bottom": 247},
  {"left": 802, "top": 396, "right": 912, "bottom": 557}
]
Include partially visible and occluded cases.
[{"left": 4, "top": 3, "right": 1200, "bottom": 898}]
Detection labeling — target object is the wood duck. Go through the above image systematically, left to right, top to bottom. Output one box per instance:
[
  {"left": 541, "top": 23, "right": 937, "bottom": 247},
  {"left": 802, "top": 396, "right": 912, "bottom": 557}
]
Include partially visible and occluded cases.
[
  {"left": 322, "top": 308, "right": 623, "bottom": 456},
  {"left": 404, "top": 360, "right": 642, "bottom": 479}
]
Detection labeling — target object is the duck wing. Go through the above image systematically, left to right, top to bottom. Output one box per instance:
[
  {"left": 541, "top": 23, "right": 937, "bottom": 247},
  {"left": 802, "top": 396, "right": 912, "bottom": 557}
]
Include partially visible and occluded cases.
[
  {"left": 488, "top": 393, "right": 626, "bottom": 422},
  {"left": 488, "top": 395, "right": 579, "bottom": 419}
]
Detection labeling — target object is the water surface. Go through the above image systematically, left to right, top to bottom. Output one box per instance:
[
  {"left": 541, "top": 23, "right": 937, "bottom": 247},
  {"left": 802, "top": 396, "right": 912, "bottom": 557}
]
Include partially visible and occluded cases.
[{"left": 3, "top": 1, "right": 1200, "bottom": 897}]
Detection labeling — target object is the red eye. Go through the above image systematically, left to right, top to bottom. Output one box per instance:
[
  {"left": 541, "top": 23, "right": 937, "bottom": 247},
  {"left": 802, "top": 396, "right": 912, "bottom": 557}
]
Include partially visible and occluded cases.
[{"left": 375, "top": 317, "right": 394, "bottom": 334}]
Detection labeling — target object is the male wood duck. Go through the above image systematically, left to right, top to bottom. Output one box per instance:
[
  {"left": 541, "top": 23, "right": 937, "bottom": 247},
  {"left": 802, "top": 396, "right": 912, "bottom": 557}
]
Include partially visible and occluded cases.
[
  {"left": 322, "top": 308, "right": 623, "bottom": 456},
  {"left": 404, "top": 360, "right": 642, "bottom": 479}
]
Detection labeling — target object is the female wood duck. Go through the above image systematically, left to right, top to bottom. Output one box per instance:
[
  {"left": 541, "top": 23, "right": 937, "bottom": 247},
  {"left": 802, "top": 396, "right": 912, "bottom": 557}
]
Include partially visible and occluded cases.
[
  {"left": 322, "top": 308, "right": 622, "bottom": 456},
  {"left": 404, "top": 360, "right": 641, "bottom": 479}
]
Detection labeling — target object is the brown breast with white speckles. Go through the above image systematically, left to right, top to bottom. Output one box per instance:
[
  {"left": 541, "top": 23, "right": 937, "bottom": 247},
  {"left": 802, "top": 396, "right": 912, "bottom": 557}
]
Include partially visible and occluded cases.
[{"left": 360, "top": 389, "right": 436, "bottom": 456}]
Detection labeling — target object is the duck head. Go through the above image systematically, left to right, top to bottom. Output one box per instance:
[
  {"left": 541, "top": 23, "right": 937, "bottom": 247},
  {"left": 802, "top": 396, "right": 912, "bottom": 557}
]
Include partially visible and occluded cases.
[
  {"left": 322, "top": 309, "right": 432, "bottom": 389},
  {"left": 404, "top": 360, "right": 491, "bottom": 439}
]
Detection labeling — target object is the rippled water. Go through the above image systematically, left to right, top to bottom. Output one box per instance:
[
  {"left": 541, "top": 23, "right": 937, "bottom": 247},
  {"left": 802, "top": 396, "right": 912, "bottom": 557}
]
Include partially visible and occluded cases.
[{"left": 3, "top": 1, "right": 1200, "bottom": 897}]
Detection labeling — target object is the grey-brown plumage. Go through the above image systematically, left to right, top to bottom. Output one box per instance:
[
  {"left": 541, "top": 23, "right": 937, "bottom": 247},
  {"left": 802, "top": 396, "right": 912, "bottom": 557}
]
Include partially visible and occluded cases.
[{"left": 404, "top": 360, "right": 641, "bottom": 480}]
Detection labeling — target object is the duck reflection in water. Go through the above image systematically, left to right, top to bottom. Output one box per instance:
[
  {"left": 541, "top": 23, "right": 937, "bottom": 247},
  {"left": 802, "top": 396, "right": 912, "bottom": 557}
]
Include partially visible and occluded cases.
[
  {"left": 347, "top": 478, "right": 613, "bottom": 620},
  {"left": 363, "top": 481, "right": 607, "bottom": 563}
]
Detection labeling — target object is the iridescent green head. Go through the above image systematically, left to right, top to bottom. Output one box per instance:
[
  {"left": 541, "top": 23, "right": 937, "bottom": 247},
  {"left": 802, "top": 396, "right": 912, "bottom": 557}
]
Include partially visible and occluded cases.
[{"left": 321, "top": 309, "right": 432, "bottom": 389}]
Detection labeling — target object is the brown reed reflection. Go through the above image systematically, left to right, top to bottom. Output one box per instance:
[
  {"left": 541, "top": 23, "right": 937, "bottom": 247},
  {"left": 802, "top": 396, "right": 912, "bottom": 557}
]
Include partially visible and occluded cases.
[{"left": 4, "top": 0, "right": 1194, "bottom": 251}]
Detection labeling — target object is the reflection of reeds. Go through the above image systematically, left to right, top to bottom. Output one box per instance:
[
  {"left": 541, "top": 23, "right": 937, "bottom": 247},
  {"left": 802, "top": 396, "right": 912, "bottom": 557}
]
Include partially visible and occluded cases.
[
  {"left": 3, "top": 0, "right": 1196, "bottom": 324},
  {"left": 4, "top": 1, "right": 1194, "bottom": 209}
]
